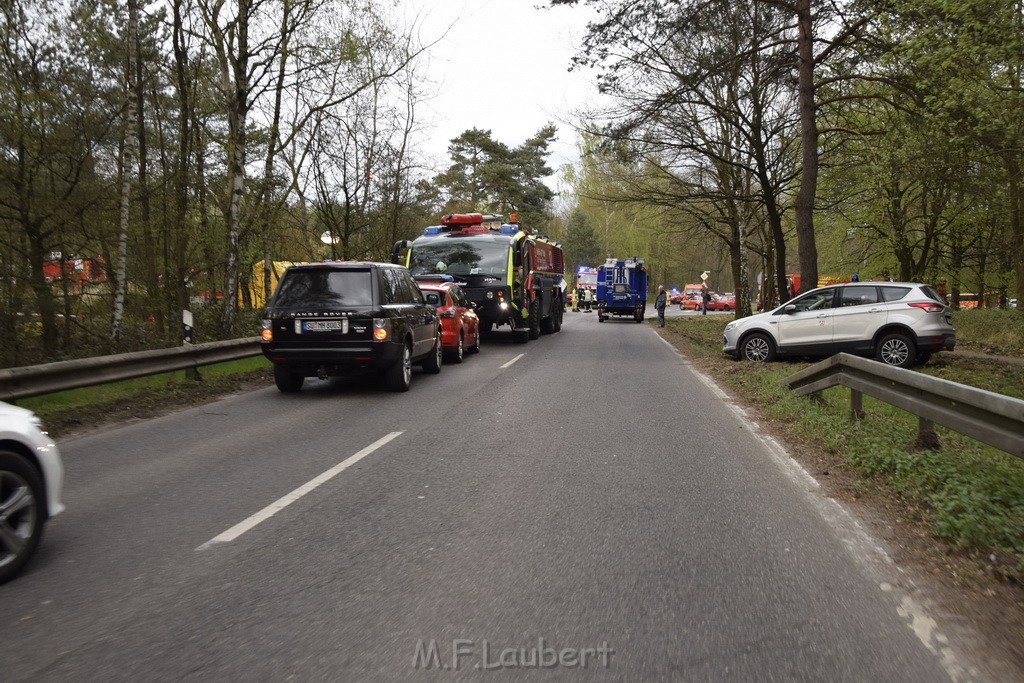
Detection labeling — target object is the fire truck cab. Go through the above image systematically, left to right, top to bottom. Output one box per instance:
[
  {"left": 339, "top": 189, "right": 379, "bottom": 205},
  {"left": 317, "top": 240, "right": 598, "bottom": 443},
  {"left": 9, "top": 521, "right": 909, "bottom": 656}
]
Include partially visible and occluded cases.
[{"left": 392, "top": 213, "right": 565, "bottom": 344}]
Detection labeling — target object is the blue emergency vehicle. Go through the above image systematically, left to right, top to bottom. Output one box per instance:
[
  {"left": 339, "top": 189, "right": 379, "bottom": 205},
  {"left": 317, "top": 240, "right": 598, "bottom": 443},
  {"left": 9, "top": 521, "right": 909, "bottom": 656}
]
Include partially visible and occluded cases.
[{"left": 596, "top": 257, "right": 647, "bottom": 323}]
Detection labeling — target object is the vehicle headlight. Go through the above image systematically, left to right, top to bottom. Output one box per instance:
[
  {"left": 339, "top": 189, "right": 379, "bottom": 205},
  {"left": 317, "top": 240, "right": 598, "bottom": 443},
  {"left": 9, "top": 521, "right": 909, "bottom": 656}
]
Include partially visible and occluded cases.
[
  {"left": 486, "top": 291, "right": 494, "bottom": 299},
  {"left": 724, "top": 322, "right": 736, "bottom": 332}
]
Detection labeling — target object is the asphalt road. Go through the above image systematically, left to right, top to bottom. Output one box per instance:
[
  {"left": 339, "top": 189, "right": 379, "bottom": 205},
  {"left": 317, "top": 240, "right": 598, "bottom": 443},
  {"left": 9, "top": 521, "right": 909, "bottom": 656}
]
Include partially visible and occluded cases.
[{"left": 1, "top": 310, "right": 959, "bottom": 680}]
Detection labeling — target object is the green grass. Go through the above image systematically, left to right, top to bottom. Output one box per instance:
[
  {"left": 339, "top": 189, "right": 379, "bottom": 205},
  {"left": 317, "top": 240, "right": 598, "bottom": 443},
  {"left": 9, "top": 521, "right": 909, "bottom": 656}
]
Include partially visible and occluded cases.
[
  {"left": 951, "top": 308, "right": 1024, "bottom": 355},
  {"left": 655, "top": 315, "right": 1024, "bottom": 572},
  {"left": 19, "top": 356, "right": 271, "bottom": 433}
]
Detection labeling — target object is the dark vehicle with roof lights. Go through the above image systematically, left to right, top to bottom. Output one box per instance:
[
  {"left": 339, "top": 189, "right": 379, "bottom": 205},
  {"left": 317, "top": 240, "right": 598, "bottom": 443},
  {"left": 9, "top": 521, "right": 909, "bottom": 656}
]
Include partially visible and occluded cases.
[{"left": 392, "top": 213, "right": 565, "bottom": 344}]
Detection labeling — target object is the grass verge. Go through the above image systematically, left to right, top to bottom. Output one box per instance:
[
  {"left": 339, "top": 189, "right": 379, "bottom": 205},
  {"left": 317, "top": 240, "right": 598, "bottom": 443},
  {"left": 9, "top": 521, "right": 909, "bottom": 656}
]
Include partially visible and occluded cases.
[
  {"left": 656, "top": 315, "right": 1024, "bottom": 580},
  {"left": 20, "top": 356, "right": 273, "bottom": 438}
]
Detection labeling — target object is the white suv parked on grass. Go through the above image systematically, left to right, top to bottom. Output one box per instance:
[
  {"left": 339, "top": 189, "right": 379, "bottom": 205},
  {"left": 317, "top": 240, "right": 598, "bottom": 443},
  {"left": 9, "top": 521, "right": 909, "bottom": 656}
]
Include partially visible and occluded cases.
[
  {"left": 723, "top": 282, "right": 956, "bottom": 368},
  {"left": 0, "top": 401, "right": 64, "bottom": 583}
]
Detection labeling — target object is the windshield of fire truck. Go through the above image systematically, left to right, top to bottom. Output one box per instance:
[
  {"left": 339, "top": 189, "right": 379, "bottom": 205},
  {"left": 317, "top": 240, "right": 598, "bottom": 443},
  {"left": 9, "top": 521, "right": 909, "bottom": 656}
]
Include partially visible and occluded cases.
[{"left": 409, "top": 240, "right": 509, "bottom": 279}]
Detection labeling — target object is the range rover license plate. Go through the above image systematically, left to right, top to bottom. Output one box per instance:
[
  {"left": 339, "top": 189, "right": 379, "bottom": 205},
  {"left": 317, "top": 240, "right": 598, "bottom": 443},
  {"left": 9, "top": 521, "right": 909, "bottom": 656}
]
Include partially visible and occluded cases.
[{"left": 299, "top": 319, "right": 347, "bottom": 333}]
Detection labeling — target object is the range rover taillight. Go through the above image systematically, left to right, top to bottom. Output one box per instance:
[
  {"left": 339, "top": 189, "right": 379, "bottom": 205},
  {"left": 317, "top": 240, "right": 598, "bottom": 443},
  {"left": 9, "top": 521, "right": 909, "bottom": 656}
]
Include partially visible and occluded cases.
[
  {"left": 373, "top": 318, "right": 388, "bottom": 341},
  {"left": 260, "top": 319, "right": 273, "bottom": 341}
]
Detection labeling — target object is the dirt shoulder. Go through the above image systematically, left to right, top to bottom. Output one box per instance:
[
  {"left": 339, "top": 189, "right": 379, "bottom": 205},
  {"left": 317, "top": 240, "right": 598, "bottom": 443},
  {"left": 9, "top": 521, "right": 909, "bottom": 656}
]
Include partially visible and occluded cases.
[{"left": 658, "top": 329, "right": 1024, "bottom": 681}]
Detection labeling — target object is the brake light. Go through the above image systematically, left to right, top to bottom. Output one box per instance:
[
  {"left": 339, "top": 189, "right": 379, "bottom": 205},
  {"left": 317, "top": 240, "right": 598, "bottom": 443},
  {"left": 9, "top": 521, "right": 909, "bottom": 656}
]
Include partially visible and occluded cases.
[
  {"left": 908, "top": 302, "right": 944, "bottom": 313},
  {"left": 373, "top": 318, "right": 388, "bottom": 341},
  {"left": 260, "top": 320, "right": 273, "bottom": 341}
]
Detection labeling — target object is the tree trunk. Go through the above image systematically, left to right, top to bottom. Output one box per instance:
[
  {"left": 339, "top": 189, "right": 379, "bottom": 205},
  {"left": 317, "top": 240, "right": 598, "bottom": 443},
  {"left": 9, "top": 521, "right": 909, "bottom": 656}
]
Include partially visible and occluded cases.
[
  {"left": 111, "top": 0, "right": 140, "bottom": 346},
  {"left": 219, "top": 0, "right": 250, "bottom": 338},
  {"left": 261, "top": 0, "right": 291, "bottom": 305},
  {"left": 794, "top": 0, "right": 819, "bottom": 295}
]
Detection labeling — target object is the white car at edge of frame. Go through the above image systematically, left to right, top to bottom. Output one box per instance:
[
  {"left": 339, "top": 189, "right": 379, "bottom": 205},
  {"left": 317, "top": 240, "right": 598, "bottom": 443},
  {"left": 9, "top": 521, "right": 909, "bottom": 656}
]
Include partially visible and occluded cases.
[{"left": 0, "top": 400, "right": 65, "bottom": 583}]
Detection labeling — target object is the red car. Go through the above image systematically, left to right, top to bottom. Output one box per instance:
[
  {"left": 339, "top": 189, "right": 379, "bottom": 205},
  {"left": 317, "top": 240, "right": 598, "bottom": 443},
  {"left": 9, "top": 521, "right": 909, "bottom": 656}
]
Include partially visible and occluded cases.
[
  {"left": 415, "top": 279, "right": 481, "bottom": 363},
  {"left": 707, "top": 292, "right": 736, "bottom": 311}
]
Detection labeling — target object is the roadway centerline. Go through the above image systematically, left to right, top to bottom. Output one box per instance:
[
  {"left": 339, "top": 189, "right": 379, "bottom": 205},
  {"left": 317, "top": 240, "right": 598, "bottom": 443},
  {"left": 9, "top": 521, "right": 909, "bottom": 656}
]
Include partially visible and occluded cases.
[
  {"left": 500, "top": 353, "right": 525, "bottom": 369},
  {"left": 196, "top": 431, "right": 403, "bottom": 550}
]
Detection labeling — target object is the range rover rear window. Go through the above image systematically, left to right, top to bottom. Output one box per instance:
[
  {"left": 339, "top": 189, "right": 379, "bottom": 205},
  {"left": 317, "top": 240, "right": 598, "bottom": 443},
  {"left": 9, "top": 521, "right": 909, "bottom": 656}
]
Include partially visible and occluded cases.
[{"left": 273, "top": 269, "right": 373, "bottom": 308}]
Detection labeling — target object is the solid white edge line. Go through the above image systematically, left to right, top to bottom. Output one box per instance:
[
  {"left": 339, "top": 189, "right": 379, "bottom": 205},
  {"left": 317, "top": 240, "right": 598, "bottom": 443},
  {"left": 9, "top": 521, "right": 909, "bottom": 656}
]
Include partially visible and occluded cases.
[
  {"left": 651, "top": 326, "right": 971, "bottom": 680},
  {"left": 500, "top": 353, "right": 525, "bottom": 369},
  {"left": 196, "top": 431, "right": 403, "bottom": 550}
]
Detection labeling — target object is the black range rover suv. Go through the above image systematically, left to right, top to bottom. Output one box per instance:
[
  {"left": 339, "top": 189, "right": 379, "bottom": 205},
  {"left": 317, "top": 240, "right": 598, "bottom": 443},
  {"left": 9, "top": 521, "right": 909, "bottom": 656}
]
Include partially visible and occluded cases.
[{"left": 260, "top": 262, "right": 442, "bottom": 392}]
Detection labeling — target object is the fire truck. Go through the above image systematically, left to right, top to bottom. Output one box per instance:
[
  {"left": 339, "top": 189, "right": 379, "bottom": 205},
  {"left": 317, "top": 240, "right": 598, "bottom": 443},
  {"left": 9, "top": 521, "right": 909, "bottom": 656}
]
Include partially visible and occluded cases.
[
  {"left": 392, "top": 213, "right": 565, "bottom": 343},
  {"left": 596, "top": 257, "right": 647, "bottom": 323},
  {"left": 574, "top": 266, "right": 598, "bottom": 311}
]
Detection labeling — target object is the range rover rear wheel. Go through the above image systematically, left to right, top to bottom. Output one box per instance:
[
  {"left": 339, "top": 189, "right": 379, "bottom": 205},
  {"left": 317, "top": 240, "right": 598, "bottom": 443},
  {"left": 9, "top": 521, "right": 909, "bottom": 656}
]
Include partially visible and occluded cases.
[
  {"left": 422, "top": 333, "right": 442, "bottom": 374},
  {"left": 386, "top": 342, "right": 412, "bottom": 391},
  {"left": 273, "top": 365, "right": 304, "bottom": 393}
]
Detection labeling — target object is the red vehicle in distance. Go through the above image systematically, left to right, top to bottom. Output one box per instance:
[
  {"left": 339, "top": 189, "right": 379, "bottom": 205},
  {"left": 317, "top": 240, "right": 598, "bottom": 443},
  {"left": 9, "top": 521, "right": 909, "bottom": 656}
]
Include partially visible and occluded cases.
[
  {"left": 415, "top": 277, "right": 481, "bottom": 363},
  {"left": 706, "top": 292, "right": 736, "bottom": 311}
]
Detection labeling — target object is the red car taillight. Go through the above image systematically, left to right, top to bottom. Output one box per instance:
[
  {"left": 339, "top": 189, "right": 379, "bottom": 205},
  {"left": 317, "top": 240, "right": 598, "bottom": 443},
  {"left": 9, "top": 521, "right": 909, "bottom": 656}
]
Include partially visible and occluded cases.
[{"left": 908, "top": 302, "right": 945, "bottom": 313}]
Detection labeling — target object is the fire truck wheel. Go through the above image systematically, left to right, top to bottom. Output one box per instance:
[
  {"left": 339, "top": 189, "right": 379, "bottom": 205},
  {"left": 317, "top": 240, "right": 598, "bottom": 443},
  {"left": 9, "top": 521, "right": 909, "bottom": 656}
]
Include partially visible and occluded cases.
[
  {"left": 552, "top": 298, "right": 563, "bottom": 332},
  {"left": 528, "top": 299, "right": 541, "bottom": 340},
  {"left": 540, "top": 307, "right": 555, "bottom": 335}
]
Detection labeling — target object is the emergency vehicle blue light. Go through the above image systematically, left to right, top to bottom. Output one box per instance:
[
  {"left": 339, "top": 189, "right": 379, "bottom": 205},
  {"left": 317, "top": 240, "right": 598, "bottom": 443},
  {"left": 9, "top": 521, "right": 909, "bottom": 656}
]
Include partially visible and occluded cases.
[
  {"left": 498, "top": 224, "right": 518, "bottom": 235},
  {"left": 422, "top": 226, "right": 442, "bottom": 235}
]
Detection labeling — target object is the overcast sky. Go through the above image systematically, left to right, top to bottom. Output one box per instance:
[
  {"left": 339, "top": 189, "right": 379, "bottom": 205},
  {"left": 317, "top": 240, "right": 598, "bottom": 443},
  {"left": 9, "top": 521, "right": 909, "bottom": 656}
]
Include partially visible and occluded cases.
[{"left": 397, "top": 0, "right": 602, "bottom": 180}]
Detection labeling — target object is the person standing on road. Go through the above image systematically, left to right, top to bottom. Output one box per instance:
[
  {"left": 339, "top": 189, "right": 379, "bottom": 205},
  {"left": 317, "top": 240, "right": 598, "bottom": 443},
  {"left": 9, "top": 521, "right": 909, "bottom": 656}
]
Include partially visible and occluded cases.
[
  {"left": 701, "top": 284, "right": 710, "bottom": 315},
  {"left": 655, "top": 285, "right": 667, "bottom": 327}
]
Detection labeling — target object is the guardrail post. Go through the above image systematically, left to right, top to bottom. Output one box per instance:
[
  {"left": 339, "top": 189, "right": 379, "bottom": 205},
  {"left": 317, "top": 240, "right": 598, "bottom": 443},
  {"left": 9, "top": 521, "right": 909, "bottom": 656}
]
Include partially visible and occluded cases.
[
  {"left": 183, "top": 310, "right": 201, "bottom": 381},
  {"left": 850, "top": 389, "right": 865, "bottom": 420},
  {"left": 915, "top": 417, "right": 940, "bottom": 451}
]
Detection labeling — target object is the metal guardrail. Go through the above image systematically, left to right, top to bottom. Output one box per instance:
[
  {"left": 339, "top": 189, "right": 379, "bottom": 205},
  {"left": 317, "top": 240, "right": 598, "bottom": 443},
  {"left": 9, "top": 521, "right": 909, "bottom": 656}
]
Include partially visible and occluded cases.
[
  {"left": 0, "top": 338, "right": 262, "bottom": 402},
  {"left": 784, "top": 353, "right": 1024, "bottom": 458}
]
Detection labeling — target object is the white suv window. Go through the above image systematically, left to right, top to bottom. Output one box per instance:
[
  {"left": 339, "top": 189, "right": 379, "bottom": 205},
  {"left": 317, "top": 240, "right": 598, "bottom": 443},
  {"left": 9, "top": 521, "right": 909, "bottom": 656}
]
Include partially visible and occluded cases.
[
  {"left": 839, "top": 285, "right": 879, "bottom": 307},
  {"left": 879, "top": 286, "right": 911, "bottom": 302},
  {"left": 788, "top": 289, "right": 835, "bottom": 312}
]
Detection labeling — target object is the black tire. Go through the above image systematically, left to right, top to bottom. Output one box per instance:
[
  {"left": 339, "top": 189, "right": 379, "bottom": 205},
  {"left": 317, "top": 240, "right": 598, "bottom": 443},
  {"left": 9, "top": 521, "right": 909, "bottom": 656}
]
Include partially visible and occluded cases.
[
  {"left": 549, "top": 296, "right": 562, "bottom": 332},
  {"left": 528, "top": 298, "right": 541, "bottom": 340},
  {"left": 540, "top": 303, "right": 555, "bottom": 335},
  {"left": 723, "top": 305, "right": 730, "bottom": 311},
  {"left": 598, "top": 313, "right": 605, "bottom": 322},
  {"left": 468, "top": 327, "right": 481, "bottom": 353},
  {"left": 422, "top": 332, "right": 443, "bottom": 374},
  {"left": 449, "top": 332, "right": 465, "bottom": 364},
  {"left": 876, "top": 332, "right": 916, "bottom": 368},
  {"left": 741, "top": 333, "right": 777, "bottom": 362},
  {"left": 385, "top": 342, "right": 412, "bottom": 391},
  {"left": 273, "top": 365, "right": 304, "bottom": 393},
  {"left": 0, "top": 450, "right": 46, "bottom": 584}
]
